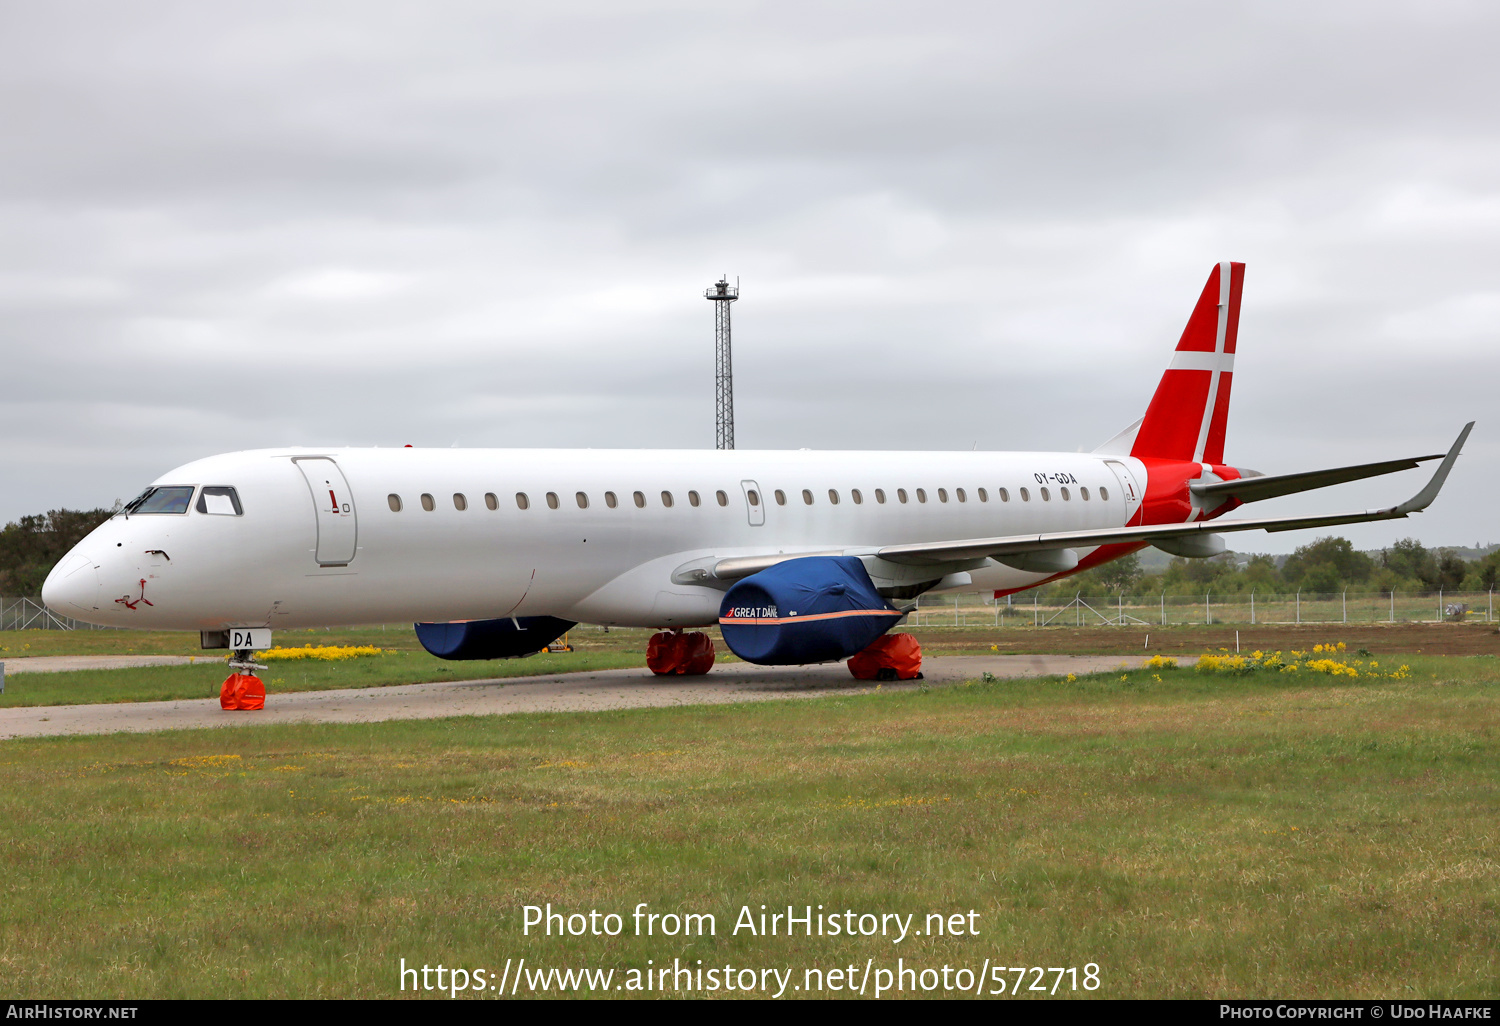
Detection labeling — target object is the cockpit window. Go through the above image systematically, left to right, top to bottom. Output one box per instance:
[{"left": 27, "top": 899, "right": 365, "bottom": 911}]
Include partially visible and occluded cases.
[
  {"left": 123, "top": 486, "right": 195, "bottom": 515},
  {"left": 196, "top": 486, "right": 243, "bottom": 516}
]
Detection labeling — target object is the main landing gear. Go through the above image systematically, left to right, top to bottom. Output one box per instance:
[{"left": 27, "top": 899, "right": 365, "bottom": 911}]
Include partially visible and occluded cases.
[
  {"left": 646, "top": 629, "right": 715, "bottom": 676},
  {"left": 221, "top": 648, "right": 267, "bottom": 711}
]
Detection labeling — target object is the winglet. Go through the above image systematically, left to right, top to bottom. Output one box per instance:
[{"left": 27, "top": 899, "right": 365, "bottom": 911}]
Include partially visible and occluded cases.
[{"left": 1394, "top": 422, "right": 1473, "bottom": 515}]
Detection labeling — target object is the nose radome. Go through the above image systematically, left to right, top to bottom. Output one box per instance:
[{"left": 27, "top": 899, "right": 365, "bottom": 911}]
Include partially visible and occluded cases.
[{"left": 42, "top": 550, "right": 100, "bottom": 616}]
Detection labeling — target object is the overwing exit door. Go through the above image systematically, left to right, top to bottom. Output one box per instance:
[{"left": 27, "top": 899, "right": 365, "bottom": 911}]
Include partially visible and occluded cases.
[
  {"left": 294, "top": 458, "right": 358, "bottom": 565},
  {"left": 741, "top": 480, "right": 765, "bottom": 527}
]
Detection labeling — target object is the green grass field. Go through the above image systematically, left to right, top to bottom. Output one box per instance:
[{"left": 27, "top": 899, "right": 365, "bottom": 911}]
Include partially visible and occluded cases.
[
  {"left": 5, "top": 620, "right": 1495, "bottom": 710},
  {"left": 1, "top": 657, "right": 1496, "bottom": 999}
]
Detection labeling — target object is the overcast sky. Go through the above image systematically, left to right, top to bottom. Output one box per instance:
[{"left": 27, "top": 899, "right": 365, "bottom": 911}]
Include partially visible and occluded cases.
[{"left": 1, "top": 1, "right": 1495, "bottom": 553}]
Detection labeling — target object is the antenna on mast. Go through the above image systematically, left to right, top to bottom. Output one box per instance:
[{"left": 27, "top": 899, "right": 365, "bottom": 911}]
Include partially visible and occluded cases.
[{"left": 705, "top": 276, "right": 739, "bottom": 450}]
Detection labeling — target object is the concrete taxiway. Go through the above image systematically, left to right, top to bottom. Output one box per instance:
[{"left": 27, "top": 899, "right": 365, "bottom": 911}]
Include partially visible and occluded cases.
[{"left": 0, "top": 654, "right": 1172, "bottom": 740}]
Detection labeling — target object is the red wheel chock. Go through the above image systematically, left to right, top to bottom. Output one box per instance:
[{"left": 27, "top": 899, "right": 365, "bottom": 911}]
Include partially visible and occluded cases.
[
  {"left": 646, "top": 630, "right": 716, "bottom": 676},
  {"left": 848, "top": 633, "right": 923, "bottom": 681}
]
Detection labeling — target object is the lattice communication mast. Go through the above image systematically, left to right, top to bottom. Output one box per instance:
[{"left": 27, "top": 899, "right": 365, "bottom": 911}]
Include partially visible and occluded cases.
[{"left": 706, "top": 277, "right": 739, "bottom": 450}]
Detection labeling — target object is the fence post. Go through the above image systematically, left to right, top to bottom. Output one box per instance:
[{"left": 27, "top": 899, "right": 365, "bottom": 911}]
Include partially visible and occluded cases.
[
  {"left": 1439, "top": 588, "right": 1443, "bottom": 623},
  {"left": 1490, "top": 588, "right": 1493, "bottom": 623},
  {"left": 1342, "top": 589, "right": 1347, "bottom": 624},
  {"left": 1390, "top": 589, "right": 1394, "bottom": 624},
  {"left": 1206, "top": 590, "right": 1211, "bottom": 626},
  {"left": 1251, "top": 590, "right": 1255, "bottom": 625},
  {"left": 1296, "top": 590, "right": 1301, "bottom": 624},
  {"left": 1161, "top": 591, "right": 1166, "bottom": 626},
  {"left": 1118, "top": 592, "right": 1123, "bottom": 626},
  {"left": 1034, "top": 593, "right": 1038, "bottom": 628}
]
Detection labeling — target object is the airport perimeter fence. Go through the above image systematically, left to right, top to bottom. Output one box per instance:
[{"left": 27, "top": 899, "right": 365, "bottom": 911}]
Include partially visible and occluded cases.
[
  {"left": 908, "top": 589, "right": 1498, "bottom": 628},
  {"left": 0, "top": 597, "right": 107, "bottom": 631}
]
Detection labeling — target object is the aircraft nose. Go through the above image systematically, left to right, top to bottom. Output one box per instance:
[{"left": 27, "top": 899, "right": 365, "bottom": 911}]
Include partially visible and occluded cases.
[{"left": 42, "top": 550, "right": 101, "bottom": 616}]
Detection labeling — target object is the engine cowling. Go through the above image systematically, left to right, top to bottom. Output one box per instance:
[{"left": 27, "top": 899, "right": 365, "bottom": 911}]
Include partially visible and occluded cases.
[
  {"left": 718, "top": 556, "right": 903, "bottom": 665},
  {"left": 414, "top": 616, "right": 575, "bottom": 660}
]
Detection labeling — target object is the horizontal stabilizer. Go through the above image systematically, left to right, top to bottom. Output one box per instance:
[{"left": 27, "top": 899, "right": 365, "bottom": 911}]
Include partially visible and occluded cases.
[
  {"left": 1093, "top": 417, "right": 1142, "bottom": 457},
  {"left": 1191, "top": 452, "right": 1445, "bottom": 506}
]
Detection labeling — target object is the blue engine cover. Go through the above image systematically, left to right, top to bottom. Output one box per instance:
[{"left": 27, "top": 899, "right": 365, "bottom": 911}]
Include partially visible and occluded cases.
[
  {"left": 718, "top": 556, "right": 903, "bottom": 665},
  {"left": 414, "top": 616, "right": 575, "bottom": 660}
]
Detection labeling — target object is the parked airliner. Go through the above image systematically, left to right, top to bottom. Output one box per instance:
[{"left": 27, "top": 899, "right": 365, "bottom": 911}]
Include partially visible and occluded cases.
[{"left": 41, "top": 263, "right": 1471, "bottom": 669}]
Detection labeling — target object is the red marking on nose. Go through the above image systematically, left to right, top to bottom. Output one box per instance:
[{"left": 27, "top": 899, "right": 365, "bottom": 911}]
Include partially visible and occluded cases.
[
  {"left": 329, "top": 489, "right": 339, "bottom": 513},
  {"left": 114, "top": 578, "right": 153, "bottom": 609}
]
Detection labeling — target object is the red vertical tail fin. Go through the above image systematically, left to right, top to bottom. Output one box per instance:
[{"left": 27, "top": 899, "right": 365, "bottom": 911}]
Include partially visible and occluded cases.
[{"left": 1130, "top": 262, "right": 1244, "bottom": 464}]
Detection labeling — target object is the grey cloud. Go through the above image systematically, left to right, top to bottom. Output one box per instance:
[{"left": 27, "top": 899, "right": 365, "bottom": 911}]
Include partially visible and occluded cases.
[{"left": 0, "top": 1, "right": 1496, "bottom": 552}]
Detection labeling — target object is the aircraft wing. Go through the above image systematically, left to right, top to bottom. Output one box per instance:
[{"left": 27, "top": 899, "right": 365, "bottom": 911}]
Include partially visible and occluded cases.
[{"left": 699, "top": 422, "right": 1472, "bottom": 582}]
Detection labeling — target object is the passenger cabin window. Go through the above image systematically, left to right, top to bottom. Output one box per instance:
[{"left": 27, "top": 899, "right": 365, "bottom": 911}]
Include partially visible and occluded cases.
[
  {"left": 125, "top": 486, "right": 194, "bottom": 515},
  {"left": 197, "top": 486, "right": 243, "bottom": 516},
  {"left": 1100, "top": 486, "right": 1109, "bottom": 501},
  {"left": 978, "top": 487, "right": 988, "bottom": 502},
  {"left": 999, "top": 487, "right": 1010, "bottom": 502},
  {"left": 1040, "top": 487, "right": 1051, "bottom": 501},
  {"left": 1060, "top": 487, "right": 1070, "bottom": 501},
  {"left": 1080, "top": 487, "right": 1089, "bottom": 501},
  {"left": 875, "top": 488, "right": 886, "bottom": 504},
  {"left": 897, "top": 488, "right": 908, "bottom": 503},
  {"left": 916, "top": 488, "right": 928, "bottom": 503},
  {"left": 937, "top": 488, "right": 948, "bottom": 503},
  {"left": 956, "top": 488, "right": 966, "bottom": 502},
  {"left": 1019, "top": 488, "right": 1030, "bottom": 502},
  {"left": 747, "top": 489, "right": 760, "bottom": 505},
  {"left": 775, "top": 489, "right": 787, "bottom": 505},
  {"left": 802, "top": 489, "right": 814, "bottom": 505},
  {"left": 828, "top": 489, "right": 840, "bottom": 504},
  {"left": 851, "top": 489, "right": 863, "bottom": 504},
  {"left": 688, "top": 490, "right": 700, "bottom": 507},
  {"left": 716, "top": 490, "right": 728, "bottom": 507},
  {"left": 605, "top": 491, "right": 618, "bottom": 508},
  {"left": 633, "top": 491, "right": 646, "bottom": 508},
  {"left": 661, "top": 491, "right": 674, "bottom": 508},
  {"left": 516, "top": 492, "right": 530, "bottom": 510},
  {"left": 546, "top": 492, "right": 560, "bottom": 509},
  {"left": 576, "top": 492, "right": 588, "bottom": 509},
  {"left": 421, "top": 493, "right": 435, "bottom": 511},
  {"left": 453, "top": 493, "right": 467, "bottom": 510},
  {"left": 485, "top": 493, "right": 498, "bottom": 510},
  {"left": 387, "top": 494, "right": 402, "bottom": 513}
]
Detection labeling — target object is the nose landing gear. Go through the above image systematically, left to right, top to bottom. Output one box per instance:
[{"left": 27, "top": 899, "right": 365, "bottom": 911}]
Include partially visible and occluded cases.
[{"left": 221, "top": 649, "right": 267, "bottom": 711}]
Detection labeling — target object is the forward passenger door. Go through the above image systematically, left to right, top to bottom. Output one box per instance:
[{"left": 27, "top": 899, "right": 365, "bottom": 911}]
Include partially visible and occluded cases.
[{"left": 294, "top": 458, "right": 358, "bottom": 566}]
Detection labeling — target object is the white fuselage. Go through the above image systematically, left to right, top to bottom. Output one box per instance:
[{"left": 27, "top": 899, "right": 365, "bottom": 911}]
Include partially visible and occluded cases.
[{"left": 43, "top": 447, "right": 1147, "bottom": 631}]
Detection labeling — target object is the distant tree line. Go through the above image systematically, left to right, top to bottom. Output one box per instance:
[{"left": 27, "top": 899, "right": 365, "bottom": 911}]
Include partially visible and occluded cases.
[
  {"left": 0, "top": 509, "right": 116, "bottom": 595},
  {"left": 1057, "top": 536, "right": 1500, "bottom": 598}
]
